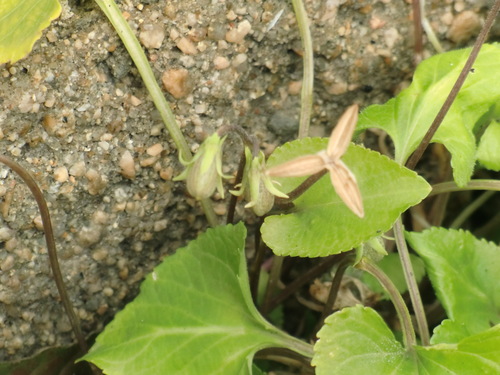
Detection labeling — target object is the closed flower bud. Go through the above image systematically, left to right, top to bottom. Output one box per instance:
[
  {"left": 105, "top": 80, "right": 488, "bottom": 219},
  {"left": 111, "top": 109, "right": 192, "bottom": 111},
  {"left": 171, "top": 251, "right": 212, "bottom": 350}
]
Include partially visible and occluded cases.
[
  {"left": 174, "top": 133, "right": 229, "bottom": 200},
  {"left": 232, "top": 148, "right": 288, "bottom": 216}
]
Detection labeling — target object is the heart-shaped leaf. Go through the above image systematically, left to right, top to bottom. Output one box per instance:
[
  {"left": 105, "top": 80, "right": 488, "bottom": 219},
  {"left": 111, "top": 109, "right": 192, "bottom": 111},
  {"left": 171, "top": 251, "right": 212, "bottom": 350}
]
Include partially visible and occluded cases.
[
  {"left": 0, "top": 0, "right": 61, "bottom": 64},
  {"left": 357, "top": 43, "right": 500, "bottom": 186},
  {"left": 261, "top": 139, "right": 430, "bottom": 257},
  {"left": 82, "top": 223, "right": 310, "bottom": 374},
  {"left": 406, "top": 228, "right": 500, "bottom": 342},
  {"left": 313, "top": 305, "right": 500, "bottom": 374}
]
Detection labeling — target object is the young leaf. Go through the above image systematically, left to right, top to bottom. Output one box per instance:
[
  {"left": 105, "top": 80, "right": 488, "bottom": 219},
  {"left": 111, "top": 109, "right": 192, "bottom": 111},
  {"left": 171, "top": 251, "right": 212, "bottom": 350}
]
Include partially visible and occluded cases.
[
  {"left": 0, "top": 0, "right": 61, "bottom": 64},
  {"left": 357, "top": 44, "right": 500, "bottom": 186},
  {"left": 477, "top": 120, "right": 500, "bottom": 171},
  {"left": 262, "top": 139, "right": 430, "bottom": 257},
  {"left": 82, "top": 223, "right": 310, "bottom": 374},
  {"left": 406, "top": 228, "right": 500, "bottom": 341},
  {"left": 313, "top": 305, "right": 500, "bottom": 374},
  {"left": 313, "top": 306, "right": 415, "bottom": 374}
]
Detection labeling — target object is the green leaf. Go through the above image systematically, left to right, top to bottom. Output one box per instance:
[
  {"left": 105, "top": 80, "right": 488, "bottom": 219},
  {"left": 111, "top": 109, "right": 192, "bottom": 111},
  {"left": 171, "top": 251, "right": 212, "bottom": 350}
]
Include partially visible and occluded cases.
[
  {"left": 0, "top": 0, "right": 61, "bottom": 64},
  {"left": 357, "top": 44, "right": 500, "bottom": 186},
  {"left": 477, "top": 120, "right": 500, "bottom": 171},
  {"left": 261, "top": 139, "right": 430, "bottom": 257},
  {"left": 82, "top": 223, "right": 308, "bottom": 375},
  {"left": 406, "top": 228, "right": 500, "bottom": 340},
  {"left": 362, "top": 253, "right": 426, "bottom": 299},
  {"left": 313, "top": 305, "right": 500, "bottom": 374},
  {"left": 313, "top": 306, "right": 415, "bottom": 374},
  {"left": 431, "top": 319, "right": 471, "bottom": 345},
  {"left": 415, "top": 325, "right": 500, "bottom": 374}
]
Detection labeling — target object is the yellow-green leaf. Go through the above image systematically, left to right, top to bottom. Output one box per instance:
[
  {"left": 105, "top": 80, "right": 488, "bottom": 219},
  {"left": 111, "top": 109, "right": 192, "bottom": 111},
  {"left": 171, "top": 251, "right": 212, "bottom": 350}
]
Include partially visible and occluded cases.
[{"left": 0, "top": 0, "right": 61, "bottom": 64}]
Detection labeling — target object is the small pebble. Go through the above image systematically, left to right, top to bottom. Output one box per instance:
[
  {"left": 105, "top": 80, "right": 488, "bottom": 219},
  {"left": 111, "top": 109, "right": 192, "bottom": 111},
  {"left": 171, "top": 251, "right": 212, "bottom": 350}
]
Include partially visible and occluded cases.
[
  {"left": 447, "top": 10, "right": 481, "bottom": 44},
  {"left": 225, "top": 20, "right": 252, "bottom": 44},
  {"left": 139, "top": 25, "right": 165, "bottom": 49},
  {"left": 176, "top": 37, "right": 197, "bottom": 55},
  {"left": 214, "top": 56, "right": 230, "bottom": 70},
  {"left": 162, "top": 68, "right": 192, "bottom": 99},
  {"left": 146, "top": 143, "right": 163, "bottom": 157},
  {"left": 119, "top": 151, "right": 136, "bottom": 180},
  {"left": 69, "top": 161, "right": 86, "bottom": 177},
  {"left": 53, "top": 166, "right": 69, "bottom": 183},
  {"left": 86, "top": 169, "right": 107, "bottom": 195},
  {"left": 33, "top": 216, "right": 44, "bottom": 231},
  {"left": 78, "top": 226, "right": 102, "bottom": 247},
  {"left": 0, "top": 227, "right": 14, "bottom": 242},
  {"left": 1, "top": 255, "right": 14, "bottom": 272}
]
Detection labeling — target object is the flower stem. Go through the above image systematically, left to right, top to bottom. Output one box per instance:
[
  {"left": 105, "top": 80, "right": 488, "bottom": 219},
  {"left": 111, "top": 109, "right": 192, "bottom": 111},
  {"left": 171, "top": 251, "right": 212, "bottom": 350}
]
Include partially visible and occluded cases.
[
  {"left": 95, "top": 0, "right": 217, "bottom": 225},
  {"left": 95, "top": 0, "right": 191, "bottom": 161},
  {"left": 291, "top": 0, "right": 314, "bottom": 139},
  {"left": 430, "top": 179, "right": 500, "bottom": 196},
  {"left": 394, "top": 218, "right": 430, "bottom": 345},
  {"left": 357, "top": 258, "right": 417, "bottom": 350}
]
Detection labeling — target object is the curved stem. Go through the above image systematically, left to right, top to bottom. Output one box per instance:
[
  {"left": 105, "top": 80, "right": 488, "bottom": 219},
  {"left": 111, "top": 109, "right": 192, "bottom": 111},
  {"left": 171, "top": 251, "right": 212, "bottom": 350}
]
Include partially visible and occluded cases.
[
  {"left": 95, "top": 0, "right": 218, "bottom": 225},
  {"left": 291, "top": 0, "right": 314, "bottom": 139},
  {"left": 226, "top": 150, "right": 246, "bottom": 225},
  {"left": 0, "top": 155, "right": 87, "bottom": 352},
  {"left": 430, "top": 179, "right": 500, "bottom": 197},
  {"left": 451, "top": 190, "right": 496, "bottom": 229},
  {"left": 394, "top": 218, "right": 430, "bottom": 346},
  {"left": 357, "top": 258, "right": 417, "bottom": 350},
  {"left": 257, "top": 347, "right": 313, "bottom": 370}
]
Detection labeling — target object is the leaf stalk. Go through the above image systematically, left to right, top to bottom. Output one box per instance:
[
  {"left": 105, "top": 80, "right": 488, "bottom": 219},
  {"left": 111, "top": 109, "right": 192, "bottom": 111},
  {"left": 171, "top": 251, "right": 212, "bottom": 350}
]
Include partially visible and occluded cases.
[
  {"left": 393, "top": 218, "right": 430, "bottom": 345},
  {"left": 356, "top": 258, "right": 417, "bottom": 350}
]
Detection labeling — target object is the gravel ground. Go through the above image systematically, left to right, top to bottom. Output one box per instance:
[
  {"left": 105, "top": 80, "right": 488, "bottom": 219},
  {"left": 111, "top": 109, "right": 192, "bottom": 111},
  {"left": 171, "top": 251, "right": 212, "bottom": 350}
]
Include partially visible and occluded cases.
[{"left": 0, "top": 0, "right": 493, "bottom": 360}]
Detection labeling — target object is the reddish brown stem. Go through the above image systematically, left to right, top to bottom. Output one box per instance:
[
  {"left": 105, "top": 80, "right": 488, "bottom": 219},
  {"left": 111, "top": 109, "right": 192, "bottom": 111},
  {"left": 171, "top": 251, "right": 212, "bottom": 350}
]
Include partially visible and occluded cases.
[{"left": 0, "top": 155, "right": 87, "bottom": 353}]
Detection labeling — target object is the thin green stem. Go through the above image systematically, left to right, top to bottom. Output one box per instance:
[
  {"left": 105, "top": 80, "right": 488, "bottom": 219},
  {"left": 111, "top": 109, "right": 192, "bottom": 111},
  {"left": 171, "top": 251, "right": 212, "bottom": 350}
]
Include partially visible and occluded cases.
[
  {"left": 94, "top": 0, "right": 190, "bottom": 160},
  {"left": 95, "top": 0, "right": 217, "bottom": 225},
  {"left": 291, "top": 0, "right": 314, "bottom": 139},
  {"left": 419, "top": 0, "right": 444, "bottom": 54},
  {"left": 0, "top": 155, "right": 87, "bottom": 353},
  {"left": 430, "top": 179, "right": 500, "bottom": 197},
  {"left": 450, "top": 190, "right": 496, "bottom": 229},
  {"left": 200, "top": 198, "right": 218, "bottom": 227},
  {"left": 394, "top": 218, "right": 430, "bottom": 346},
  {"left": 261, "top": 256, "right": 284, "bottom": 315},
  {"left": 357, "top": 258, "right": 417, "bottom": 350}
]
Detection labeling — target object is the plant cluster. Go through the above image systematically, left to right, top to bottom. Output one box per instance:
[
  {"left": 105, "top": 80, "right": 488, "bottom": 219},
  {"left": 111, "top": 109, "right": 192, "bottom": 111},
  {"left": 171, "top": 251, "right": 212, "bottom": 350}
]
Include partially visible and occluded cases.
[{"left": 1, "top": 0, "right": 500, "bottom": 374}]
